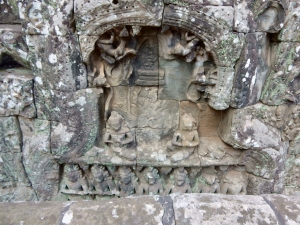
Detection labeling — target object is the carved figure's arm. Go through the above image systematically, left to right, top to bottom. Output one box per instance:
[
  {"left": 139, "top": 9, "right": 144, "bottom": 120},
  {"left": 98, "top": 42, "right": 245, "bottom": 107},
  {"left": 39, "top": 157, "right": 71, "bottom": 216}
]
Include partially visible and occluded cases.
[
  {"left": 121, "top": 131, "right": 134, "bottom": 145},
  {"left": 189, "top": 131, "right": 200, "bottom": 147},
  {"left": 104, "top": 132, "right": 112, "bottom": 143},
  {"left": 171, "top": 132, "right": 182, "bottom": 146},
  {"left": 220, "top": 183, "right": 228, "bottom": 194}
]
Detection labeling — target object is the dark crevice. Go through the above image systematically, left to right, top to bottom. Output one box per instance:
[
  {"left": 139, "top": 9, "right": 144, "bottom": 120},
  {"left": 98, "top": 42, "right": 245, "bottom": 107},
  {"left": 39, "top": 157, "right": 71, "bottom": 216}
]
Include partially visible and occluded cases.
[
  {"left": 16, "top": 116, "right": 39, "bottom": 201},
  {"left": 262, "top": 196, "right": 286, "bottom": 225}
]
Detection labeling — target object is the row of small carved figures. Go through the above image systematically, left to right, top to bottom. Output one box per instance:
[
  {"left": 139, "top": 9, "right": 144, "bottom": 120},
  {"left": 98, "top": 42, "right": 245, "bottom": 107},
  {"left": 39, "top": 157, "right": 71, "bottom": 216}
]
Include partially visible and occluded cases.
[{"left": 60, "top": 164, "right": 248, "bottom": 197}]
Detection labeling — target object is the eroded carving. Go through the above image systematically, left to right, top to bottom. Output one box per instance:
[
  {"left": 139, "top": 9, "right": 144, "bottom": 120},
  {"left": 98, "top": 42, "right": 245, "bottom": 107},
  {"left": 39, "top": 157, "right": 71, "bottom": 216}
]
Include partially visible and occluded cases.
[
  {"left": 104, "top": 111, "right": 136, "bottom": 161},
  {"left": 167, "top": 112, "right": 199, "bottom": 162}
]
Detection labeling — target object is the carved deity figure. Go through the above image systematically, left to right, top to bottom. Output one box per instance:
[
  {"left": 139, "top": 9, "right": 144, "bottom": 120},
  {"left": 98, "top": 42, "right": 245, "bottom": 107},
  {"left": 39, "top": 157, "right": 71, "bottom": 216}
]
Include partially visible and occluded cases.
[
  {"left": 96, "top": 27, "right": 136, "bottom": 64},
  {"left": 169, "top": 30, "right": 200, "bottom": 62},
  {"left": 104, "top": 111, "right": 135, "bottom": 160},
  {"left": 167, "top": 113, "right": 199, "bottom": 162},
  {"left": 60, "top": 164, "right": 88, "bottom": 195},
  {"left": 89, "top": 165, "right": 115, "bottom": 195},
  {"left": 115, "top": 166, "right": 137, "bottom": 197},
  {"left": 220, "top": 166, "right": 248, "bottom": 195},
  {"left": 138, "top": 167, "right": 163, "bottom": 195},
  {"left": 194, "top": 167, "right": 220, "bottom": 193},
  {"left": 166, "top": 168, "right": 191, "bottom": 194}
]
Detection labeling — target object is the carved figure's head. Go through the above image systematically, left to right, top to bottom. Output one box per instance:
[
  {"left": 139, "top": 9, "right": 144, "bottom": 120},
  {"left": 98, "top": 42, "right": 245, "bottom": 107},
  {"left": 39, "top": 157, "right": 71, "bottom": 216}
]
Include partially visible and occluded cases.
[
  {"left": 108, "top": 111, "right": 123, "bottom": 131},
  {"left": 182, "top": 113, "right": 197, "bottom": 131},
  {"left": 65, "top": 164, "right": 82, "bottom": 183},
  {"left": 91, "top": 165, "right": 108, "bottom": 183},
  {"left": 119, "top": 166, "right": 132, "bottom": 185},
  {"left": 147, "top": 167, "right": 159, "bottom": 185},
  {"left": 175, "top": 167, "right": 187, "bottom": 186}
]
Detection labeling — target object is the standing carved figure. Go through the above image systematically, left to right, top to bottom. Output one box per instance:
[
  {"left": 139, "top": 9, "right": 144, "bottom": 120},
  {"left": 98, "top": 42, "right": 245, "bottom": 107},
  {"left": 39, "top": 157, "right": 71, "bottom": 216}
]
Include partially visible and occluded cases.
[
  {"left": 104, "top": 111, "right": 135, "bottom": 160},
  {"left": 60, "top": 164, "right": 88, "bottom": 194},
  {"left": 89, "top": 165, "right": 115, "bottom": 195},
  {"left": 115, "top": 166, "right": 137, "bottom": 197},
  {"left": 220, "top": 166, "right": 248, "bottom": 195},
  {"left": 138, "top": 167, "right": 163, "bottom": 195},
  {"left": 194, "top": 167, "right": 220, "bottom": 193},
  {"left": 166, "top": 168, "right": 191, "bottom": 194}
]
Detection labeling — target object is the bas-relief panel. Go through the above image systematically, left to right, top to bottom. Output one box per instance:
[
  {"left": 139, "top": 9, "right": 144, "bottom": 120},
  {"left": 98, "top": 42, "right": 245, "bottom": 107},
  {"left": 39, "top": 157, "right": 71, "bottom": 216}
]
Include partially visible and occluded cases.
[{"left": 58, "top": 24, "right": 249, "bottom": 198}]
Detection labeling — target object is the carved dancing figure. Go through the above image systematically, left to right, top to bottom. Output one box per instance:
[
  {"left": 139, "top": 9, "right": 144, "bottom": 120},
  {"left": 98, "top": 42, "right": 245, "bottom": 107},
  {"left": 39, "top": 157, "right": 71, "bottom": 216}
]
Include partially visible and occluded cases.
[
  {"left": 96, "top": 27, "right": 136, "bottom": 64},
  {"left": 169, "top": 30, "right": 200, "bottom": 62},
  {"left": 104, "top": 111, "right": 136, "bottom": 161},
  {"left": 167, "top": 113, "right": 199, "bottom": 162},
  {"left": 60, "top": 164, "right": 88, "bottom": 195},
  {"left": 89, "top": 165, "right": 115, "bottom": 195},
  {"left": 115, "top": 166, "right": 137, "bottom": 197},
  {"left": 220, "top": 166, "right": 248, "bottom": 195},
  {"left": 138, "top": 167, "right": 163, "bottom": 195},
  {"left": 194, "top": 167, "right": 220, "bottom": 193},
  {"left": 166, "top": 168, "right": 191, "bottom": 194}
]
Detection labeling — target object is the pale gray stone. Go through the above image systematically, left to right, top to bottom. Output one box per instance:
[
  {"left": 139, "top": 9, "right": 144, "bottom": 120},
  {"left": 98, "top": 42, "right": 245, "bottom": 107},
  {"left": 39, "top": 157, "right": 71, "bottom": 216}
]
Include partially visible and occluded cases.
[
  {"left": 18, "top": 0, "right": 74, "bottom": 35},
  {"left": 0, "top": 68, "right": 36, "bottom": 118},
  {"left": 219, "top": 105, "right": 282, "bottom": 150},
  {"left": 19, "top": 117, "right": 59, "bottom": 201},
  {"left": 171, "top": 193, "right": 278, "bottom": 225}
]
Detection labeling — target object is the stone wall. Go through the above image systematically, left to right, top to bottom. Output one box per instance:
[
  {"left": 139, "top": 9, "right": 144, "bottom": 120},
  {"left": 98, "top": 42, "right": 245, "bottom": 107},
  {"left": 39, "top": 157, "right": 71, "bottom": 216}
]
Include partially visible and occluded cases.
[{"left": 0, "top": 0, "right": 300, "bottom": 202}]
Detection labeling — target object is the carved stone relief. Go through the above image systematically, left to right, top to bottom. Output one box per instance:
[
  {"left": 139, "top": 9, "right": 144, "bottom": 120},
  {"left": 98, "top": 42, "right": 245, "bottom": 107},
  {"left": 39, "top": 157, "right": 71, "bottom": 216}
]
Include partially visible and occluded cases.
[{"left": 1, "top": 0, "right": 300, "bottom": 202}]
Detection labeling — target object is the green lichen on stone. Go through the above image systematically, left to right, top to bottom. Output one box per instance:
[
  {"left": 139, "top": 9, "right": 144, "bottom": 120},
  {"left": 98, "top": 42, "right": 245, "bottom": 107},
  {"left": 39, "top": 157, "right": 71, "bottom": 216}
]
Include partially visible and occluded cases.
[{"left": 216, "top": 33, "right": 243, "bottom": 66}]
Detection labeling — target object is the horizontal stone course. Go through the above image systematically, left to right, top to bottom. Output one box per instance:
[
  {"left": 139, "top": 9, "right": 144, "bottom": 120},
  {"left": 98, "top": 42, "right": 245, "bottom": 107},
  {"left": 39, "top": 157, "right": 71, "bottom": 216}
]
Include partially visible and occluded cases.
[{"left": 0, "top": 194, "right": 299, "bottom": 225}]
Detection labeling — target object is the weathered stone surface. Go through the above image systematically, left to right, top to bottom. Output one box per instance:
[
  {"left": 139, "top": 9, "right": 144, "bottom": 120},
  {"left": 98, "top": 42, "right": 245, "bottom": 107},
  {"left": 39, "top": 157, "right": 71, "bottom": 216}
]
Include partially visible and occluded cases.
[
  {"left": 0, "top": 0, "right": 21, "bottom": 24},
  {"left": 0, "top": 0, "right": 299, "bottom": 201},
  {"left": 18, "top": 0, "right": 74, "bottom": 35},
  {"left": 75, "top": 0, "right": 164, "bottom": 35},
  {"left": 164, "top": 0, "right": 234, "bottom": 6},
  {"left": 233, "top": 0, "right": 286, "bottom": 33},
  {"left": 278, "top": 0, "right": 300, "bottom": 42},
  {"left": 163, "top": 4, "right": 244, "bottom": 67},
  {"left": 0, "top": 25, "right": 30, "bottom": 68},
  {"left": 231, "top": 32, "right": 270, "bottom": 108},
  {"left": 26, "top": 35, "right": 87, "bottom": 92},
  {"left": 261, "top": 42, "right": 300, "bottom": 105},
  {"left": 158, "top": 57, "right": 194, "bottom": 101},
  {"left": 207, "top": 67, "right": 234, "bottom": 110},
  {"left": 0, "top": 68, "right": 36, "bottom": 118},
  {"left": 138, "top": 87, "right": 179, "bottom": 130},
  {"left": 35, "top": 88, "right": 100, "bottom": 127},
  {"left": 46, "top": 89, "right": 100, "bottom": 160},
  {"left": 219, "top": 104, "right": 282, "bottom": 150},
  {"left": 0, "top": 116, "right": 37, "bottom": 202},
  {"left": 19, "top": 117, "right": 59, "bottom": 201},
  {"left": 136, "top": 128, "right": 201, "bottom": 167},
  {"left": 199, "top": 137, "right": 242, "bottom": 166},
  {"left": 284, "top": 154, "right": 300, "bottom": 193},
  {"left": 172, "top": 193, "right": 278, "bottom": 224},
  {"left": 0, "top": 194, "right": 300, "bottom": 224},
  {"left": 263, "top": 195, "right": 300, "bottom": 225},
  {"left": 0, "top": 196, "right": 175, "bottom": 225}
]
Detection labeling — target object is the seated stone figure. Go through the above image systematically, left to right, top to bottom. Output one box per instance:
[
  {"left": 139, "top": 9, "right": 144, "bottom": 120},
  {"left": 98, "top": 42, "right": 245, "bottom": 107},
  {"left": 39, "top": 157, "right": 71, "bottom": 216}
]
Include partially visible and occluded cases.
[
  {"left": 104, "top": 111, "right": 135, "bottom": 161},
  {"left": 167, "top": 113, "right": 199, "bottom": 162},
  {"left": 60, "top": 164, "right": 88, "bottom": 195},
  {"left": 89, "top": 165, "right": 115, "bottom": 195},
  {"left": 115, "top": 166, "right": 137, "bottom": 197},
  {"left": 194, "top": 166, "right": 220, "bottom": 193},
  {"left": 220, "top": 166, "right": 248, "bottom": 195},
  {"left": 138, "top": 167, "right": 163, "bottom": 195},
  {"left": 166, "top": 167, "right": 191, "bottom": 194}
]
